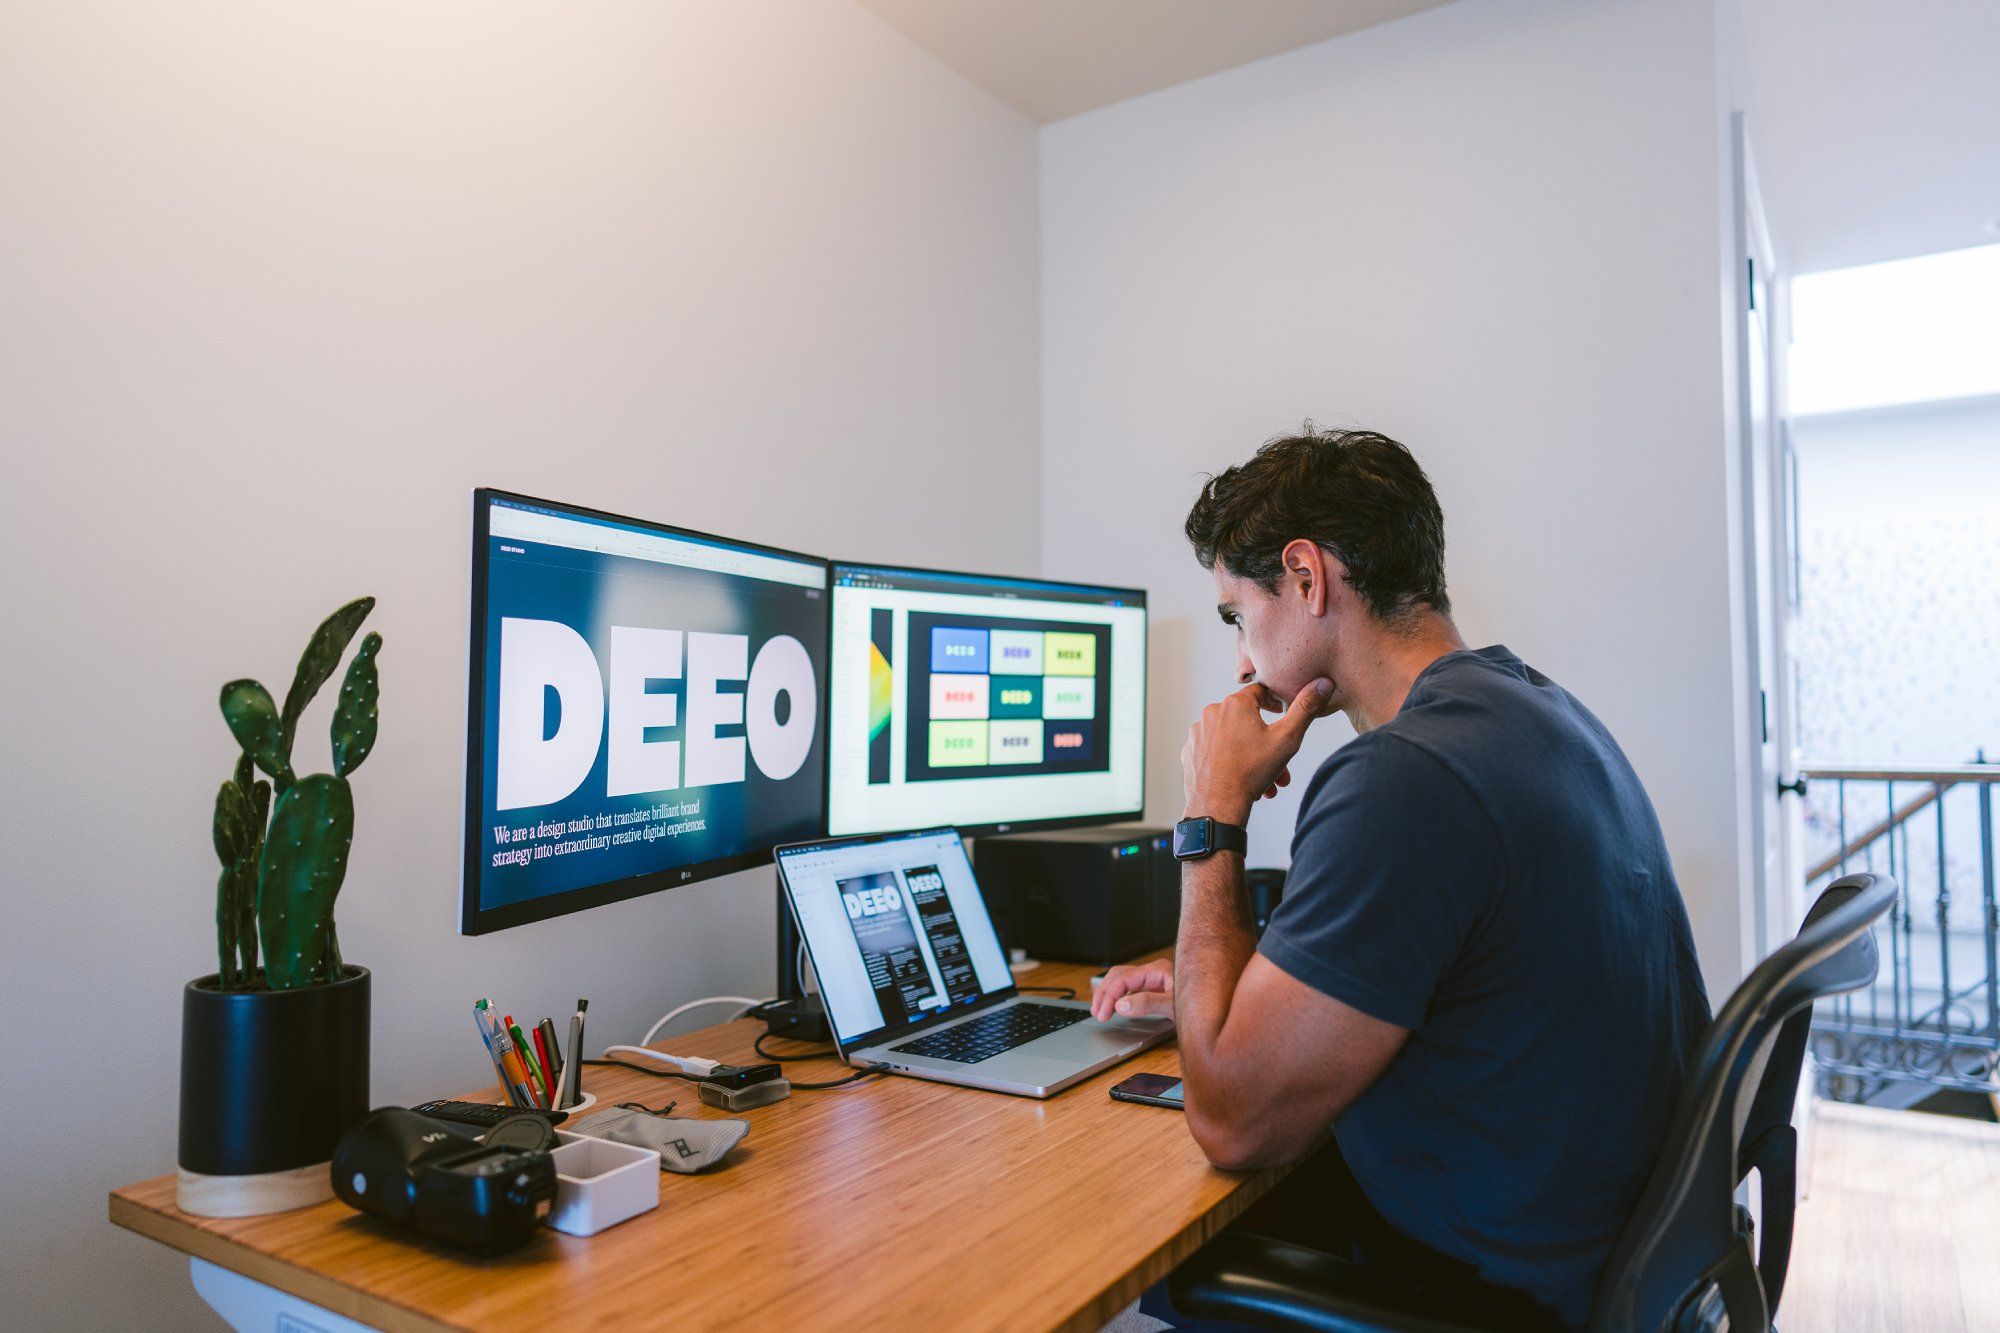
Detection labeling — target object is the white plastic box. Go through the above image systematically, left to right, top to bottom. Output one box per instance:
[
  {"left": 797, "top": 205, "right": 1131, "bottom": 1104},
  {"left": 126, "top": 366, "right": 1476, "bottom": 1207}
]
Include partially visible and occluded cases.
[{"left": 545, "top": 1130, "right": 659, "bottom": 1236}]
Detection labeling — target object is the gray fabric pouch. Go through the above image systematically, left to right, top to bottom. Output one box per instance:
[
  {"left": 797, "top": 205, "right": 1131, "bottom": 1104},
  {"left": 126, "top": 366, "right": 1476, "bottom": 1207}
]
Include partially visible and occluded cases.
[{"left": 569, "top": 1106, "right": 749, "bottom": 1174}]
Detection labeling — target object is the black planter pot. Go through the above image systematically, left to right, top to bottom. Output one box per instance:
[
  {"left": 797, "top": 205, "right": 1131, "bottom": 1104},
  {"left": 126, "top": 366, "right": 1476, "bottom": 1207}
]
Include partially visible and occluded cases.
[{"left": 177, "top": 965, "right": 370, "bottom": 1217}]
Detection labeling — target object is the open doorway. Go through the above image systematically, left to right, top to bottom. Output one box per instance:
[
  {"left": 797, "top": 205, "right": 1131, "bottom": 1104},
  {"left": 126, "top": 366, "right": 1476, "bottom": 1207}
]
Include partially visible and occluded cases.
[{"left": 1786, "top": 241, "right": 2000, "bottom": 1112}]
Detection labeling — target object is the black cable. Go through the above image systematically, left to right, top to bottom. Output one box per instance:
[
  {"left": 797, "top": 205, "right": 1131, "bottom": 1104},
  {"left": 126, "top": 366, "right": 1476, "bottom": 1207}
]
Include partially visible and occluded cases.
[
  {"left": 753, "top": 1030, "right": 832, "bottom": 1063},
  {"left": 750, "top": 1031, "right": 888, "bottom": 1089},
  {"left": 587, "top": 1051, "right": 884, "bottom": 1093},
  {"left": 583, "top": 1057, "right": 703, "bottom": 1084},
  {"left": 789, "top": 1067, "right": 888, "bottom": 1090}
]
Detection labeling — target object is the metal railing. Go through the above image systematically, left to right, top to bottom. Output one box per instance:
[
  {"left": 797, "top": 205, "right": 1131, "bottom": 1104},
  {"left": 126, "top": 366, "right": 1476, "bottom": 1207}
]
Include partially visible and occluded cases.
[{"left": 1803, "top": 759, "right": 2000, "bottom": 1102}]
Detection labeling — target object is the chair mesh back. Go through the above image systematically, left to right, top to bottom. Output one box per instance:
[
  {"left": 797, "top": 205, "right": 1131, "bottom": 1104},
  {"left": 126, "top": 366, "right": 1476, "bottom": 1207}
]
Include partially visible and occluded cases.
[{"left": 1588, "top": 874, "right": 1892, "bottom": 1333}]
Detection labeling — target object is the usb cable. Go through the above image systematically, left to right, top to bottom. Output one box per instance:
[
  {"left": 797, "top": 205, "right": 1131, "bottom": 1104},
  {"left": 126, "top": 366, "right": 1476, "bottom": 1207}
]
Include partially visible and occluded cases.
[{"left": 601, "top": 1045, "right": 723, "bottom": 1078}]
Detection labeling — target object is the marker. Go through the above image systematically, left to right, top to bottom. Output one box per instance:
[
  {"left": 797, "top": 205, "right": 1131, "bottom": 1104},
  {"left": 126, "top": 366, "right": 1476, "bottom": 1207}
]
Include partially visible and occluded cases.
[
  {"left": 559, "top": 999, "right": 588, "bottom": 1110},
  {"left": 484, "top": 1007, "right": 537, "bottom": 1108},
  {"left": 507, "top": 1016, "right": 548, "bottom": 1108},
  {"left": 535, "top": 1018, "right": 563, "bottom": 1106},
  {"left": 532, "top": 1025, "right": 556, "bottom": 1107}
]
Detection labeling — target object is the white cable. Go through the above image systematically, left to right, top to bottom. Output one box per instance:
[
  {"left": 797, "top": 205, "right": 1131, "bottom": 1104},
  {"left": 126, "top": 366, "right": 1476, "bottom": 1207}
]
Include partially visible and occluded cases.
[
  {"left": 640, "top": 995, "right": 768, "bottom": 1047},
  {"left": 602, "top": 1045, "right": 720, "bottom": 1077}
]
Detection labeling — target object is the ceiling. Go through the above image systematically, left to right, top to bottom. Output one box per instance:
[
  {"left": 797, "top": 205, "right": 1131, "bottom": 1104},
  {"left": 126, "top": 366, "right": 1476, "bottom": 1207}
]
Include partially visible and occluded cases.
[
  {"left": 856, "top": 0, "right": 1452, "bottom": 124},
  {"left": 1741, "top": 0, "right": 2000, "bottom": 274},
  {"left": 857, "top": 1, "right": 1997, "bottom": 274}
]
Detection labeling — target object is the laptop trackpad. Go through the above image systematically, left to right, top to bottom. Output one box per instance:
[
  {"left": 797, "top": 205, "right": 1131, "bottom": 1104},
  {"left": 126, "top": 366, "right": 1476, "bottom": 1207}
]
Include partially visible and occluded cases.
[{"left": 1033, "top": 1017, "right": 1168, "bottom": 1060}]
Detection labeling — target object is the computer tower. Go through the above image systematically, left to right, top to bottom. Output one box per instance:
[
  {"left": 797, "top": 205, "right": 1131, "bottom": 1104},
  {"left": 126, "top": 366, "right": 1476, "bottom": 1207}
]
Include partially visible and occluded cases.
[{"left": 973, "top": 825, "right": 1177, "bottom": 966}]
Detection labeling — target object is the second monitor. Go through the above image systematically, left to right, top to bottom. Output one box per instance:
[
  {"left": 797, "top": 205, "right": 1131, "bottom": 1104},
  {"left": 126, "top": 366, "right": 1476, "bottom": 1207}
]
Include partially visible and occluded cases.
[{"left": 826, "top": 563, "right": 1146, "bottom": 836}]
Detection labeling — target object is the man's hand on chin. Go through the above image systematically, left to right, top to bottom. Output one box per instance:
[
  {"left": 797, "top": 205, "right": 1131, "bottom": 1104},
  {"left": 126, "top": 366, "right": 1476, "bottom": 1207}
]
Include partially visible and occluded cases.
[{"left": 1180, "top": 677, "right": 1333, "bottom": 824}]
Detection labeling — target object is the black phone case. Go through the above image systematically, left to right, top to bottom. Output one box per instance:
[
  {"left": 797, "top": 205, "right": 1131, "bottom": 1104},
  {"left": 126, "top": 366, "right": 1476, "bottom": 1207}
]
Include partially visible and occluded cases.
[{"left": 1109, "top": 1077, "right": 1185, "bottom": 1110}]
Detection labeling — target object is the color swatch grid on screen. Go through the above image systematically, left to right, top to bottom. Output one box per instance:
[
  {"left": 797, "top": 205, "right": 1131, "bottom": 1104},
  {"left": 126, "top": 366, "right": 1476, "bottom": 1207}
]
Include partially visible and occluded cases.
[{"left": 897, "top": 612, "right": 1114, "bottom": 783}]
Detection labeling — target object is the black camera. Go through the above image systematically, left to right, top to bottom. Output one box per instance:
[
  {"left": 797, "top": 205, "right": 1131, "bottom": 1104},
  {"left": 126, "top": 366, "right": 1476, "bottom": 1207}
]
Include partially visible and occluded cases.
[{"left": 332, "top": 1107, "right": 558, "bottom": 1254}]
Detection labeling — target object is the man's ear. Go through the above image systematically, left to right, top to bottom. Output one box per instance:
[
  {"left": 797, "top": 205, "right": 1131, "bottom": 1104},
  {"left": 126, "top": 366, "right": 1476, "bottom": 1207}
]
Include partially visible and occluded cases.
[{"left": 1280, "top": 539, "right": 1337, "bottom": 617}]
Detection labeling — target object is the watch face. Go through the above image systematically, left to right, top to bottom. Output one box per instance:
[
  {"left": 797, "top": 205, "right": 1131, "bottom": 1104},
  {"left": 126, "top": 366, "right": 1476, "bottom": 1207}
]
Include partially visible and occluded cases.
[{"left": 1173, "top": 818, "right": 1212, "bottom": 859}]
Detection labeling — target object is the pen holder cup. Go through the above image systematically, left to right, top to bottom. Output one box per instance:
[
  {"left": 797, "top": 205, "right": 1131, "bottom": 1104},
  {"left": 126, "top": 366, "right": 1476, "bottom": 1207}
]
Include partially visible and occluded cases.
[
  {"left": 558, "top": 1091, "right": 598, "bottom": 1115},
  {"left": 546, "top": 1131, "right": 659, "bottom": 1236}
]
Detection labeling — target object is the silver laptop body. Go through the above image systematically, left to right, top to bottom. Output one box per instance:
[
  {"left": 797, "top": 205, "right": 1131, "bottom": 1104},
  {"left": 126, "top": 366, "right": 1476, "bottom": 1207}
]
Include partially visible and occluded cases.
[{"left": 775, "top": 828, "right": 1172, "bottom": 1099}]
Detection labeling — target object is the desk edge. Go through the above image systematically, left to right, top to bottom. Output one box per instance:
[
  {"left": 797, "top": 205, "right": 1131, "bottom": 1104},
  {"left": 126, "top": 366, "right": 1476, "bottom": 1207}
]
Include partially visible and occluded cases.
[
  {"left": 1047, "top": 1163, "right": 1288, "bottom": 1333},
  {"left": 110, "top": 1190, "right": 460, "bottom": 1333}
]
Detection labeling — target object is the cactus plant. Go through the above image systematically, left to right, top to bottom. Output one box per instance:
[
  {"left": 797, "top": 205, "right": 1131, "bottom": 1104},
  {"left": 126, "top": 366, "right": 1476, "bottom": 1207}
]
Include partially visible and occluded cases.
[
  {"left": 209, "top": 597, "right": 380, "bottom": 991},
  {"left": 331, "top": 632, "right": 381, "bottom": 778},
  {"left": 258, "top": 774, "right": 355, "bottom": 988}
]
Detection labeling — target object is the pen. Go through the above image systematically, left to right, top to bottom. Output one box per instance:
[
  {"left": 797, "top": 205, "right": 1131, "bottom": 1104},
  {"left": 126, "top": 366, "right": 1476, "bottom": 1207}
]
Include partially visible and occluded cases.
[
  {"left": 473, "top": 999, "right": 527, "bottom": 1108},
  {"left": 471, "top": 1000, "right": 513, "bottom": 1103},
  {"left": 508, "top": 1015, "right": 548, "bottom": 1108}
]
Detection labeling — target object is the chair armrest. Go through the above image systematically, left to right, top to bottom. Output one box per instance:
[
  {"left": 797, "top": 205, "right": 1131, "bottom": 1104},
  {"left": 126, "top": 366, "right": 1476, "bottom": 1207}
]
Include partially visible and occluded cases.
[{"left": 1167, "top": 1232, "right": 1517, "bottom": 1333}]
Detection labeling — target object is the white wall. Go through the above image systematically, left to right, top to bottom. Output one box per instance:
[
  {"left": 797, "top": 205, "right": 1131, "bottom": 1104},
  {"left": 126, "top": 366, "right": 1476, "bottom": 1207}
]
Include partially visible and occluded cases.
[
  {"left": 1040, "top": 0, "right": 1755, "bottom": 1000},
  {"left": 0, "top": 4, "right": 1036, "bottom": 1327},
  {"left": 1790, "top": 395, "right": 2000, "bottom": 908},
  {"left": 1793, "top": 395, "right": 2000, "bottom": 766}
]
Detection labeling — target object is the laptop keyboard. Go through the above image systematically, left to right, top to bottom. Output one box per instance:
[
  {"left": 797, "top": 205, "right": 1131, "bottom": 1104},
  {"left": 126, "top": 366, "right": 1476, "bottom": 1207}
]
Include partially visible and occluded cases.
[{"left": 890, "top": 1003, "right": 1088, "bottom": 1064}]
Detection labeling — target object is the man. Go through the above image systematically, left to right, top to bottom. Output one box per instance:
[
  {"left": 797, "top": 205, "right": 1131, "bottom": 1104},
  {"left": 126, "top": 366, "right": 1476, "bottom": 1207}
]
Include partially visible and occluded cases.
[{"left": 1097, "top": 429, "right": 1711, "bottom": 1329}]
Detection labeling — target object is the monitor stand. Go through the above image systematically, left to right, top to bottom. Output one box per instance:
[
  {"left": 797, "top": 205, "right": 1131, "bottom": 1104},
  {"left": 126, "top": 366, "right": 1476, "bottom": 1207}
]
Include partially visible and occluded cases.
[{"left": 764, "top": 873, "right": 830, "bottom": 1042}]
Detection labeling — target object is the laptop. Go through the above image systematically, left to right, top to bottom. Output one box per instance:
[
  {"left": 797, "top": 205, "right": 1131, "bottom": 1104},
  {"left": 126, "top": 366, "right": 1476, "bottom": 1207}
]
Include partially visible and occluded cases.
[{"left": 774, "top": 827, "right": 1173, "bottom": 1097}]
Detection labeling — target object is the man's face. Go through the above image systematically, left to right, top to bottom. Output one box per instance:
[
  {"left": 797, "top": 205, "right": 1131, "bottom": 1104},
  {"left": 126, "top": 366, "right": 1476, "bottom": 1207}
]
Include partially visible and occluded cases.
[{"left": 1212, "top": 563, "right": 1337, "bottom": 712}]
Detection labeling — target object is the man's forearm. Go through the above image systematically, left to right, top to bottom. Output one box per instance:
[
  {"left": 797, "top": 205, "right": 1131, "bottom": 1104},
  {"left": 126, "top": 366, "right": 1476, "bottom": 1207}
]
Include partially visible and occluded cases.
[
  {"left": 1168, "top": 676, "right": 1332, "bottom": 1162},
  {"left": 1173, "top": 850, "right": 1258, "bottom": 1095}
]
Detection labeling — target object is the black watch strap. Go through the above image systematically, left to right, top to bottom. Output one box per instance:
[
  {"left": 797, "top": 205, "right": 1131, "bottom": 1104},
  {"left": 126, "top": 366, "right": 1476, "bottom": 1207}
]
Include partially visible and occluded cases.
[
  {"left": 1175, "top": 816, "right": 1248, "bottom": 860},
  {"left": 1207, "top": 820, "right": 1248, "bottom": 855}
]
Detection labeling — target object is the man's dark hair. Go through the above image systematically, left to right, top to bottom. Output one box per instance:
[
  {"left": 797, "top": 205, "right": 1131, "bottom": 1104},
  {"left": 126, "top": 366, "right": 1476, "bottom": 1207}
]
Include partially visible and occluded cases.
[{"left": 1184, "top": 427, "right": 1451, "bottom": 623}]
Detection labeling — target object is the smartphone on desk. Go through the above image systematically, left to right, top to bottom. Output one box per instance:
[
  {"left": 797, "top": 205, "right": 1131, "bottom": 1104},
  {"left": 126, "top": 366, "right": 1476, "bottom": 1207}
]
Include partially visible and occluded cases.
[{"left": 1110, "top": 1072, "right": 1185, "bottom": 1110}]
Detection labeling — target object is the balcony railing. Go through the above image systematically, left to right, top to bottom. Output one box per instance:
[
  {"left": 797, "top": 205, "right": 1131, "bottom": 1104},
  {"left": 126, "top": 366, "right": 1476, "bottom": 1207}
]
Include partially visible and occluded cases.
[{"left": 1803, "top": 760, "right": 2000, "bottom": 1103}]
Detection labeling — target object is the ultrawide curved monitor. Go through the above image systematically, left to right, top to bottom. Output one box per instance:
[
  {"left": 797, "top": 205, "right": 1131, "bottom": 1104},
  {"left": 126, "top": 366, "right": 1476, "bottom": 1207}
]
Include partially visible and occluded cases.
[
  {"left": 463, "top": 490, "right": 829, "bottom": 933},
  {"left": 826, "top": 562, "right": 1147, "bottom": 837}
]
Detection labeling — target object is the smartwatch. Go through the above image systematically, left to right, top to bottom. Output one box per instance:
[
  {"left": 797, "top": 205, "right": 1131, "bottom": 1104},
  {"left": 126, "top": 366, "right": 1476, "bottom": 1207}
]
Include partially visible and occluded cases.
[{"left": 1173, "top": 816, "right": 1248, "bottom": 861}]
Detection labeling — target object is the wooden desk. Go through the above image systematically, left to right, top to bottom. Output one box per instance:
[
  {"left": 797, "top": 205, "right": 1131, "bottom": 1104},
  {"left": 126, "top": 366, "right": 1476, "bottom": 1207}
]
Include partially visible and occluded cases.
[{"left": 111, "top": 960, "right": 1286, "bottom": 1332}]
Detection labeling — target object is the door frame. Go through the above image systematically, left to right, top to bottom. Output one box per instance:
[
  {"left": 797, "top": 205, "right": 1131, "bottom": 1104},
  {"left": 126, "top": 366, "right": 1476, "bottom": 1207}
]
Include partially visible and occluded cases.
[
  {"left": 1731, "top": 111, "right": 1815, "bottom": 1183},
  {"left": 1731, "top": 112, "right": 1803, "bottom": 967}
]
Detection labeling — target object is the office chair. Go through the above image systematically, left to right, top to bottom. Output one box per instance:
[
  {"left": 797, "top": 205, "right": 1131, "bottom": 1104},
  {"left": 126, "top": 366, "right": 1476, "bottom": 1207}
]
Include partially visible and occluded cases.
[{"left": 1167, "top": 872, "right": 1895, "bottom": 1333}]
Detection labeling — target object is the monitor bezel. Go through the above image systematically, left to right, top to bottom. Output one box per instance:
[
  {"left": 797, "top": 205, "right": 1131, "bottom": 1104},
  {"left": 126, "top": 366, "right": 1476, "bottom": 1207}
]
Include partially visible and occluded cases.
[
  {"left": 462, "top": 487, "right": 833, "bottom": 936},
  {"left": 826, "top": 558, "right": 1149, "bottom": 840},
  {"left": 773, "top": 826, "right": 1021, "bottom": 1057}
]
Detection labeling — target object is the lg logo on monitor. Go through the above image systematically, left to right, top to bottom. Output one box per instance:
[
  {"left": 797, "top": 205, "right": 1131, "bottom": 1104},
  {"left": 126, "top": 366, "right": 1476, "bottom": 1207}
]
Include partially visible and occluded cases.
[{"left": 495, "top": 619, "right": 817, "bottom": 811}]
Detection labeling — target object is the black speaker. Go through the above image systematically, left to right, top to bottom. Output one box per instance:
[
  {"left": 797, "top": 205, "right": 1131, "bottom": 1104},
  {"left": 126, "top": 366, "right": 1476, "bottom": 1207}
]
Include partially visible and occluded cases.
[
  {"left": 974, "top": 825, "right": 1173, "bottom": 966},
  {"left": 1246, "top": 866, "right": 1287, "bottom": 936}
]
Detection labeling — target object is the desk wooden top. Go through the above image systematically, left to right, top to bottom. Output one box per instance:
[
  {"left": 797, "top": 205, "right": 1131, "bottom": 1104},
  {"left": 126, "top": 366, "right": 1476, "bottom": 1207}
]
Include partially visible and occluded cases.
[{"left": 111, "top": 960, "right": 1284, "bottom": 1332}]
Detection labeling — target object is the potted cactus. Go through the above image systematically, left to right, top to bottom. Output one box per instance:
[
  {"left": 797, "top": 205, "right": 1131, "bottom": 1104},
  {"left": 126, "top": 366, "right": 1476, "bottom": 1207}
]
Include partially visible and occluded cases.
[{"left": 177, "top": 597, "right": 381, "bottom": 1217}]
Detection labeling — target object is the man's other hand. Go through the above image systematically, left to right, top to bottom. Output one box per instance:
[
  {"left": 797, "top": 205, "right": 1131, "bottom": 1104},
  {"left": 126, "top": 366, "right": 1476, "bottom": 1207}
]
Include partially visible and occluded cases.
[
  {"left": 1182, "top": 678, "right": 1333, "bottom": 825},
  {"left": 1092, "top": 957, "right": 1175, "bottom": 1021}
]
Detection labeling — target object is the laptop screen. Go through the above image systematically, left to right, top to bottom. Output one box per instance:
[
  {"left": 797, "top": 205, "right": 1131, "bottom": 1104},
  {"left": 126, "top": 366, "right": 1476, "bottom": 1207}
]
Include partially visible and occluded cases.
[{"left": 777, "top": 828, "right": 1016, "bottom": 1048}]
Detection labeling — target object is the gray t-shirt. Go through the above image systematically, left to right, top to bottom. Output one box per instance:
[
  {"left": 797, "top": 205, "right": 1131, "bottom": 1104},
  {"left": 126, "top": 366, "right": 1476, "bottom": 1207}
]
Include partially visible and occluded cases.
[{"left": 1259, "top": 645, "right": 1710, "bottom": 1327}]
